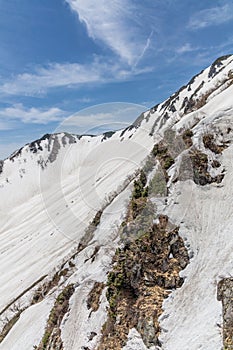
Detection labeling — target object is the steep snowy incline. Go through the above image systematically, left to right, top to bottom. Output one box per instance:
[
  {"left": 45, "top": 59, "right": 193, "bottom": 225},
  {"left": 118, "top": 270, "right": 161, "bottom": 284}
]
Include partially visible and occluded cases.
[
  {"left": 0, "top": 55, "right": 232, "bottom": 350},
  {"left": 154, "top": 81, "right": 233, "bottom": 349},
  {"left": 0, "top": 110, "right": 161, "bottom": 317},
  {"left": 160, "top": 145, "right": 233, "bottom": 350}
]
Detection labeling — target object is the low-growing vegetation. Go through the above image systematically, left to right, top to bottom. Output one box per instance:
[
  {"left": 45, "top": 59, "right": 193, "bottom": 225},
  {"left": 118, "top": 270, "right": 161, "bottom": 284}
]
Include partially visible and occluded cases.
[
  {"left": 182, "top": 129, "right": 193, "bottom": 148},
  {"left": 203, "top": 133, "right": 229, "bottom": 154},
  {"left": 97, "top": 141, "right": 189, "bottom": 349},
  {"left": 152, "top": 142, "right": 175, "bottom": 176},
  {"left": 189, "top": 148, "right": 224, "bottom": 185},
  {"left": 125, "top": 170, "right": 149, "bottom": 222},
  {"left": 98, "top": 216, "right": 189, "bottom": 350},
  {"left": 32, "top": 268, "right": 69, "bottom": 305},
  {"left": 217, "top": 279, "right": 233, "bottom": 350},
  {"left": 87, "top": 282, "right": 105, "bottom": 312},
  {"left": 36, "top": 284, "right": 75, "bottom": 350},
  {"left": 0, "top": 311, "right": 23, "bottom": 343}
]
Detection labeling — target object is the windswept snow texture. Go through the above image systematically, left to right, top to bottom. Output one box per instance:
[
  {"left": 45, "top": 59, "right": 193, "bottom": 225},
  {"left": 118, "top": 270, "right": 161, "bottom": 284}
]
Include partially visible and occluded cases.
[{"left": 0, "top": 55, "right": 233, "bottom": 349}]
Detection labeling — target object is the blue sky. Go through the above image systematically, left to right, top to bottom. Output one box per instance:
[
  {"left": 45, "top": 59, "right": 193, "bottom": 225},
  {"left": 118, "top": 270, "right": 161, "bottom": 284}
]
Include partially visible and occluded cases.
[{"left": 0, "top": 0, "right": 233, "bottom": 158}]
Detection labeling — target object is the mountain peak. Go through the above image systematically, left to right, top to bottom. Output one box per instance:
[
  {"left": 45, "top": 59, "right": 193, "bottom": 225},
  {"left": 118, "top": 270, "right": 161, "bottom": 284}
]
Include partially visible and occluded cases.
[{"left": 208, "top": 54, "right": 233, "bottom": 78}]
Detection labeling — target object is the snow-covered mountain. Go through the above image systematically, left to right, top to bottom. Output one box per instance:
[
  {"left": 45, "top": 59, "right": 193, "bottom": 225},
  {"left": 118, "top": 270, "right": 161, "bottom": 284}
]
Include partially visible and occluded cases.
[{"left": 0, "top": 54, "right": 233, "bottom": 350}]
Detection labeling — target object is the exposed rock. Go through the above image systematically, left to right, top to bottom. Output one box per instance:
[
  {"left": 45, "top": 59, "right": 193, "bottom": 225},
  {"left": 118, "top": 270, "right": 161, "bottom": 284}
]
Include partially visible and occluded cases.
[
  {"left": 208, "top": 55, "right": 232, "bottom": 78},
  {"left": 182, "top": 129, "right": 193, "bottom": 148},
  {"left": 102, "top": 131, "right": 115, "bottom": 141},
  {"left": 203, "top": 133, "right": 228, "bottom": 154},
  {"left": 178, "top": 148, "right": 225, "bottom": 186},
  {"left": 0, "top": 160, "right": 3, "bottom": 174},
  {"left": 98, "top": 219, "right": 189, "bottom": 349},
  {"left": 217, "top": 278, "right": 233, "bottom": 349},
  {"left": 87, "top": 282, "right": 105, "bottom": 312}
]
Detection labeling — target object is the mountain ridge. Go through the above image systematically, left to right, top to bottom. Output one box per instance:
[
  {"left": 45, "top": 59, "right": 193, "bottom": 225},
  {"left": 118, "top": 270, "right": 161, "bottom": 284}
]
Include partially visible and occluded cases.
[{"left": 2, "top": 54, "right": 233, "bottom": 164}]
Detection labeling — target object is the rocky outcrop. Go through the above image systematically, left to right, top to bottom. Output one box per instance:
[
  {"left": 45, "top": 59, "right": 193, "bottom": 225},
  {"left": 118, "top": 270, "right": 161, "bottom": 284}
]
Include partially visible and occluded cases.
[
  {"left": 97, "top": 158, "right": 189, "bottom": 350},
  {"left": 0, "top": 160, "right": 3, "bottom": 174},
  {"left": 98, "top": 215, "right": 189, "bottom": 350},
  {"left": 217, "top": 279, "right": 233, "bottom": 349}
]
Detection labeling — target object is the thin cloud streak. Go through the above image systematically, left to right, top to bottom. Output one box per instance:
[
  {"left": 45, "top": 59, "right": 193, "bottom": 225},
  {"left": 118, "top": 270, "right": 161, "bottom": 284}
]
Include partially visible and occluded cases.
[
  {"left": 65, "top": 0, "right": 154, "bottom": 66},
  {"left": 188, "top": 3, "right": 233, "bottom": 30},
  {"left": 134, "top": 30, "right": 154, "bottom": 68}
]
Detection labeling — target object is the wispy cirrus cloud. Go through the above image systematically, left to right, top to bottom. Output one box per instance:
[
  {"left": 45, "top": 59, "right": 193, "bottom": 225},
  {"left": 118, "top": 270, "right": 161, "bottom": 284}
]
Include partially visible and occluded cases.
[
  {"left": 65, "top": 0, "right": 154, "bottom": 66},
  {"left": 0, "top": 1, "right": 157, "bottom": 98},
  {"left": 188, "top": 3, "right": 233, "bottom": 30},
  {"left": 176, "top": 43, "right": 199, "bottom": 54},
  {"left": 0, "top": 58, "right": 152, "bottom": 96},
  {"left": 0, "top": 59, "right": 111, "bottom": 96},
  {"left": 0, "top": 102, "right": 145, "bottom": 131},
  {"left": 0, "top": 103, "right": 65, "bottom": 124},
  {"left": 0, "top": 121, "right": 13, "bottom": 130}
]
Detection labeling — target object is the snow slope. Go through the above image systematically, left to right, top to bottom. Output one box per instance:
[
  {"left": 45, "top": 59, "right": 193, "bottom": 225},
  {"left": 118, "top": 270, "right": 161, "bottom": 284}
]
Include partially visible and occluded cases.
[
  {"left": 0, "top": 54, "right": 233, "bottom": 349},
  {"left": 160, "top": 143, "right": 233, "bottom": 348}
]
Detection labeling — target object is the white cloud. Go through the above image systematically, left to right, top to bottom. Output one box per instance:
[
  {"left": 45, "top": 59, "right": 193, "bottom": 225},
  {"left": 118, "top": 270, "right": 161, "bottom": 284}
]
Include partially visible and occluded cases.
[
  {"left": 65, "top": 0, "right": 153, "bottom": 66},
  {"left": 0, "top": 1, "right": 156, "bottom": 97},
  {"left": 188, "top": 3, "right": 233, "bottom": 30},
  {"left": 176, "top": 43, "right": 199, "bottom": 54},
  {"left": 0, "top": 58, "right": 152, "bottom": 96},
  {"left": 0, "top": 59, "right": 109, "bottom": 96},
  {"left": 76, "top": 97, "right": 93, "bottom": 104},
  {"left": 0, "top": 102, "right": 146, "bottom": 132},
  {"left": 0, "top": 104, "right": 65, "bottom": 124}
]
